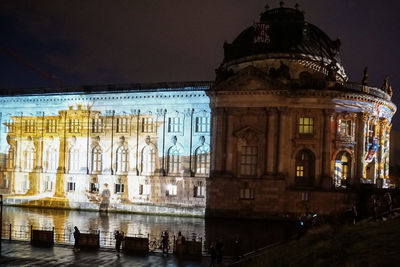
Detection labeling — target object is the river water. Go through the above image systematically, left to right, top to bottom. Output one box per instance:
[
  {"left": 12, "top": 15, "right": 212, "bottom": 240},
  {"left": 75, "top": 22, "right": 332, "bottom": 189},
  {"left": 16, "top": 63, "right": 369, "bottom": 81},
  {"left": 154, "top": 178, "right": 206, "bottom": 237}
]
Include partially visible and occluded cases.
[{"left": 1, "top": 206, "right": 293, "bottom": 255}]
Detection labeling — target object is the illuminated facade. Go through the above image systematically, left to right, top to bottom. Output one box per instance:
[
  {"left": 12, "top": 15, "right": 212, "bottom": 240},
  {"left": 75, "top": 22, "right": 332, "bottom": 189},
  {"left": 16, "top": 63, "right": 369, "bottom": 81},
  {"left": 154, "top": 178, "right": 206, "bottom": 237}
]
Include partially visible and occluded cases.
[
  {"left": 0, "top": 5, "right": 396, "bottom": 218},
  {"left": 206, "top": 5, "right": 396, "bottom": 218},
  {"left": 0, "top": 83, "right": 211, "bottom": 215}
]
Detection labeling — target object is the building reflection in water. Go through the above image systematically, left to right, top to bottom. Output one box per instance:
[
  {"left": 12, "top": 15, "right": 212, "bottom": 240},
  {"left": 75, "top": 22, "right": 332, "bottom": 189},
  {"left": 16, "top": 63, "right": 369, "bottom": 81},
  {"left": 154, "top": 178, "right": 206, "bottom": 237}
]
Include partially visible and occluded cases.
[{"left": 2, "top": 206, "right": 290, "bottom": 255}]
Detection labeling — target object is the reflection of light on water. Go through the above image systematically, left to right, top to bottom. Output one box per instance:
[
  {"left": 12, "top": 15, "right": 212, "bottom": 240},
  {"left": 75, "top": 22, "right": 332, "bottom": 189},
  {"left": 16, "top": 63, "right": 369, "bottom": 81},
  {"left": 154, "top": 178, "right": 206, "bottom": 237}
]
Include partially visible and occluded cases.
[
  {"left": 2, "top": 206, "right": 290, "bottom": 255},
  {"left": 2, "top": 206, "right": 205, "bottom": 242}
]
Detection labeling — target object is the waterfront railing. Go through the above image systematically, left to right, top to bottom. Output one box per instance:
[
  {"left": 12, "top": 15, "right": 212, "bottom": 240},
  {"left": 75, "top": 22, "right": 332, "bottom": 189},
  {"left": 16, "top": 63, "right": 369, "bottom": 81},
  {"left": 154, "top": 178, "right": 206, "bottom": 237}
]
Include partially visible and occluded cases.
[{"left": 1, "top": 223, "right": 203, "bottom": 254}]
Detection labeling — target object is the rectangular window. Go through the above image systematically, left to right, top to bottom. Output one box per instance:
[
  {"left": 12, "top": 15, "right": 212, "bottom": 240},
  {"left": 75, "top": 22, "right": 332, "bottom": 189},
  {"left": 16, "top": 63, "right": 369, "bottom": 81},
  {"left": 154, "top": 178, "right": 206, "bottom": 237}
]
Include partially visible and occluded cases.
[
  {"left": 142, "top": 117, "right": 154, "bottom": 133},
  {"left": 168, "top": 117, "right": 182, "bottom": 133},
  {"left": 195, "top": 117, "right": 210, "bottom": 133},
  {"left": 299, "top": 117, "right": 314, "bottom": 135},
  {"left": 92, "top": 118, "right": 104, "bottom": 133},
  {"left": 117, "top": 118, "right": 128, "bottom": 133},
  {"left": 5, "top": 119, "right": 14, "bottom": 133},
  {"left": 46, "top": 119, "right": 57, "bottom": 133},
  {"left": 69, "top": 119, "right": 80, "bottom": 133},
  {"left": 24, "top": 120, "right": 35, "bottom": 133},
  {"left": 339, "top": 120, "right": 351, "bottom": 136},
  {"left": 240, "top": 146, "right": 257, "bottom": 176},
  {"left": 296, "top": 165, "right": 304, "bottom": 177},
  {"left": 3, "top": 179, "right": 9, "bottom": 189},
  {"left": 24, "top": 179, "right": 30, "bottom": 190},
  {"left": 46, "top": 180, "right": 52, "bottom": 191},
  {"left": 67, "top": 182, "right": 75, "bottom": 191},
  {"left": 193, "top": 182, "right": 205, "bottom": 198},
  {"left": 90, "top": 183, "right": 99, "bottom": 193},
  {"left": 115, "top": 183, "right": 125, "bottom": 193},
  {"left": 139, "top": 184, "right": 150, "bottom": 195},
  {"left": 166, "top": 184, "right": 177, "bottom": 196},
  {"left": 240, "top": 188, "right": 255, "bottom": 199}
]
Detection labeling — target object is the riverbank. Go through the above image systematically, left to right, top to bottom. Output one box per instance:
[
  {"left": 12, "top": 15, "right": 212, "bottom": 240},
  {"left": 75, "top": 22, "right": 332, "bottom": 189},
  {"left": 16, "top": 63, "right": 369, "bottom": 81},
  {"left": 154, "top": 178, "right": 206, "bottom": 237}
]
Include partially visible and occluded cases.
[{"left": 231, "top": 213, "right": 400, "bottom": 266}]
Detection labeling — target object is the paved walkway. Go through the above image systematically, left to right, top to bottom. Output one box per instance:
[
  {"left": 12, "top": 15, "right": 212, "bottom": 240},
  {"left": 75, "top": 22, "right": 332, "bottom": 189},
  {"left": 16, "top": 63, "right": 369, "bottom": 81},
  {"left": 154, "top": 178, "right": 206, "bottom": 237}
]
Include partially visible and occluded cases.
[{"left": 0, "top": 240, "right": 210, "bottom": 266}]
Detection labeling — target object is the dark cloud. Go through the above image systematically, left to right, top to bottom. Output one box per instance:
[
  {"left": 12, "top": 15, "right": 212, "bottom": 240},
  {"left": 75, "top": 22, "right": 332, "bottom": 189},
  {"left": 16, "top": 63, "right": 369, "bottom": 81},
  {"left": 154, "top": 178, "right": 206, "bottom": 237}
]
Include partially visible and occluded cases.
[{"left": 0, "top": 0, "right": 399, "bottom": 125}]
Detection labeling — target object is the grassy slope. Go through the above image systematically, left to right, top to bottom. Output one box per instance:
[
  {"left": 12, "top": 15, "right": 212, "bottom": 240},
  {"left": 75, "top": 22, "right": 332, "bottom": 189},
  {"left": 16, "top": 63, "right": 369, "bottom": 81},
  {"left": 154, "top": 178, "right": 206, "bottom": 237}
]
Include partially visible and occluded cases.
[{"left": 233, "top": 218, "right": 400, "bottom": 267}]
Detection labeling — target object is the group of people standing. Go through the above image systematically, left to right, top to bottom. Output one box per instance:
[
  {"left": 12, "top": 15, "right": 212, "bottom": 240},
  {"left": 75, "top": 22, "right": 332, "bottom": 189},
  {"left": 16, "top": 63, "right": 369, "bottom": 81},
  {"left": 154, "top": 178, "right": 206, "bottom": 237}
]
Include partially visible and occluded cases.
[{"left": 72, "top": 226, "right": 124, "bottom": 255}]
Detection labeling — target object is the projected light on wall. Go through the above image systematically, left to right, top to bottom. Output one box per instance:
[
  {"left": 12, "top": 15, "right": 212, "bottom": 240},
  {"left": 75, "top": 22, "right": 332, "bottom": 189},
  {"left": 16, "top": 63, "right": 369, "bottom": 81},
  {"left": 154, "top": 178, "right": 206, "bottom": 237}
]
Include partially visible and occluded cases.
[{"left": 0, "top": 84, "right": 211, "bottom": 216}]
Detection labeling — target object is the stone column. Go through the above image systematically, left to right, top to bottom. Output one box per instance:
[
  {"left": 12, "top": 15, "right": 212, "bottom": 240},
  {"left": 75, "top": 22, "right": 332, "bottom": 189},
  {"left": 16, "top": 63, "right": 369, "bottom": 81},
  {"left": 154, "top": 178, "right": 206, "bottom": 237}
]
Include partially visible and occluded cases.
[
  {"left": 209, "top": 107, "right": 225, "bottom": 176},
  {"left": 277, "top": 107, "right": 289, "bottom": 177},
  {"left": 266, "top": 108, "right": 277, "bottom": 175},
  {"left": 321, "top": 109, "right": 334, "bottom": 189},
  {"left": 54, "top": 111, "right": 66, "bottom": 198},
  {"left": 355, "top": 112, "right": 369, "bottom": 183},
  {"left": 378, "top": 118, "right": 388, "bottom": 179},
  {"left": 26, "top": 137, "right": 41, "bottom": 195}
]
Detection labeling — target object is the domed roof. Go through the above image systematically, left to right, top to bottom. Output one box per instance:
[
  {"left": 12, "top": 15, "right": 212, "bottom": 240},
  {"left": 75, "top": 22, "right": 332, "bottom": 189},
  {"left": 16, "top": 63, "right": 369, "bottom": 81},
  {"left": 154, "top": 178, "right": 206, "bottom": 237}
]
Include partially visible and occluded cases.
[{"left": 223, "top": 6, "right": 342, "bottom": 64}]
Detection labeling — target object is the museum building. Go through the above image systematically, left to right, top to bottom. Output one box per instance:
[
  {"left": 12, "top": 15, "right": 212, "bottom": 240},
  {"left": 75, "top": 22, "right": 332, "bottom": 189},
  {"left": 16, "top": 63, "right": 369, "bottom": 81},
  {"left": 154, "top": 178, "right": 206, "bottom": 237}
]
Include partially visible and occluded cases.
[{"left": 0, "top": 5, "right": 396, "bottom": 218}]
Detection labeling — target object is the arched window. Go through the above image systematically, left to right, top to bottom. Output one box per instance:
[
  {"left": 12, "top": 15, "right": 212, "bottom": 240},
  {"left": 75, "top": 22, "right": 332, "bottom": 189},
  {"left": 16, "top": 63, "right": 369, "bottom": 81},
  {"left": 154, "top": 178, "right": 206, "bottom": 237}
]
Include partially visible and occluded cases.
[
  {"left": 141, "top": 145, "right": 156, "bottom": 175},
  {"left": 195, "top": 145, "right": 210, "bottom": 175},
  {"left": 92, "top": 146, "right": 102, "bottom": 173},
  {"left": 116, "top": 146, "right": 128, "bottom": 173},
  {"left": 168, "top": 146, "right": 182, "bottom": 174},
  {"left": 7, "top": 147, "right": 14, "bottom": 169},
  {"left": 24, "top": 147, "right": 35, "bottom": 170},
  {"left": 68, "top": 147, "right": 79, "bottom": 172},
  {"left": 47, "top": 149, "right": 58, "bottom": 171},
  {"left": 295, "top": 149, "right": 315, "bottom": 187},
  {"left": 334, "top": 152, "right": 351, "bottom": 187}
]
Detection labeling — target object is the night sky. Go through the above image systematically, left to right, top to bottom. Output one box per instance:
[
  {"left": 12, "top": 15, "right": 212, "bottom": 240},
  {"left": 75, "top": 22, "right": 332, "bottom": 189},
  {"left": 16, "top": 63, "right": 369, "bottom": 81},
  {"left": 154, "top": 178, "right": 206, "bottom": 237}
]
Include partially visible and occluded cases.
[{"left": 1, "top": 0, "right": 399, "bottom": 127}]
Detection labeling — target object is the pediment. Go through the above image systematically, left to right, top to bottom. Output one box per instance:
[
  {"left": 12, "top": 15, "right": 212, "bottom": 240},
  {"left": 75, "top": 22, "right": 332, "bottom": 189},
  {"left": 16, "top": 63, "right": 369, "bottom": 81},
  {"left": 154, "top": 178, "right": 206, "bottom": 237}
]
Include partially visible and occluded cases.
[
  {"left": 213, "top": 66, "right": 285, "bottom": 91},
  {"left": 233, "top": 125, "right": 263, "bottom": 144}
]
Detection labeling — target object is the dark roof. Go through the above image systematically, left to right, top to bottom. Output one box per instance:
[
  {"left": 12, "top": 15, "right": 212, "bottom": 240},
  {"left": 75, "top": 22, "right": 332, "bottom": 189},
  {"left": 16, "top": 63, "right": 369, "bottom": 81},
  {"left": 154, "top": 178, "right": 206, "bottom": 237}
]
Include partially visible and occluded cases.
[
  {"left": 223, "top": 7, "right": 341, "bottom": 63},
  {"left": 0, "top": 81, "right": 213, "bottom": 96}
]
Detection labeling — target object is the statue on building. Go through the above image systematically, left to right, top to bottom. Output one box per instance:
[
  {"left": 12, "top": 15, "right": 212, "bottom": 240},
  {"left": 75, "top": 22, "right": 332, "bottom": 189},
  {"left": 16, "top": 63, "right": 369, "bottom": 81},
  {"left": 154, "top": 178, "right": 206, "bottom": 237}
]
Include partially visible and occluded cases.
[
  {"left": 361, "top": 67, "right": 368, "bottom": 86},
  {"left": 381, "top": 75, "right": 390, "bottom": 93}
]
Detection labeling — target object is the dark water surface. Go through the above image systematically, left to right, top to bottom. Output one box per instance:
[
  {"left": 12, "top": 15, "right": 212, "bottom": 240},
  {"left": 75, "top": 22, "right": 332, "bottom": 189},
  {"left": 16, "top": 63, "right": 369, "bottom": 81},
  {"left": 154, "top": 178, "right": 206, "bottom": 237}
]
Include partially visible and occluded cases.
[{"left": 2, "top": 206, "right": 292, "bottom": 255}]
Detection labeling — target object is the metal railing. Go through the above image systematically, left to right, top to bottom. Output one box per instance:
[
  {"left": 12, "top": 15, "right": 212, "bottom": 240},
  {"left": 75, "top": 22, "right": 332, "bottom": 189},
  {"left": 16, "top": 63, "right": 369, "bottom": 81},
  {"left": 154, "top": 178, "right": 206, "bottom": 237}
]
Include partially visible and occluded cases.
[{"left": 1, "top": 223, "right": 203, "bottom": 253}]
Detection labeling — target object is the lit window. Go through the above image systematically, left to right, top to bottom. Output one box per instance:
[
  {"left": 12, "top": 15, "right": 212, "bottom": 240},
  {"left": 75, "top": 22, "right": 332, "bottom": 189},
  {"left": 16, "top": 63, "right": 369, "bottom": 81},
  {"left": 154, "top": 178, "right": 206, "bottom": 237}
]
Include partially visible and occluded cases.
[
  {"left": 142, "top": 117, "right": 154, "bottom": 133},
  {"left": 168, "top": 117, "right": 182, "bottom": 133},
  {"left": 195, "top": 117, "right": 210, "bottom": 133},
  {"left": 299, "top": 117, "right": 314, "bottom": 134},
  {"left": 92, "top": 118, "right": 104, "bottom": 133},
  {"left": 117, "top": 118, "right": 128, "bottom": 133},
  {"left": 5, "top": 119, "right": 14, "bottom": 133},
  {"left": 46, "top": 119, "right": 57, "bottom": 133},
  {"left": 69, "top": 119, "right": 80, "bottom": 133},
  {"left": 339, "top": 119, "right": 352, "bottom": 136},
  {"left": 25, "top": 120, "right": 35, "bottom": 133},
  {"left": 141, "top": 145, "right": 156, "bottom": 175},
  {"left": 92, "top": 146, "right": 102, "bottom": 173},
  {"left": 116, "top": 146, "right": 128, "bottom": 173},
  {"left": 167, "top": 146, "right": 182, "bottom": 174},
  {"left": 195, "top": 146, "right": 210, "bottom": 175},
  {"left": 240, "top": 146, "right": 257, "bottom": 176},
  {"left": 7, "top": 147, "right": 14, "bottom": 169},
  {"left": 24, "top": 147, "right": 35, "bottom": 170},
  {"left": 68, "top": 148, "right": 80, "bottom": 172},
  {"left": 46, "top": 149, "right": 58, "bottom": 171},
  {"left": 295, "top": 149, "right": 315, "bottom": 187},
  {"left": 296, "top": 165, "right": 304, "bottom": 177},
  {"left": 2, "top": 178, "right": 9, "bottom": 189},
  {"left": 45, "top": 179, "right": 53, "bottom": 191},
  {"left": 115, "top": 179, "right": 124, "bottom": 193},
  {"left": 193, "top": 181, "right": 205, "bottom": 197},
  {"left": 67, "top": 182, "right": 76, "bottom": 191},
  {"left": 139, "top": 184, "right": 150, "bottom": 195},
  {"left": 166, "top": 184, "right": 177, "bottom": 196},
  {"left": 240, "top": 188, "right": 255, "bottom": 199}
]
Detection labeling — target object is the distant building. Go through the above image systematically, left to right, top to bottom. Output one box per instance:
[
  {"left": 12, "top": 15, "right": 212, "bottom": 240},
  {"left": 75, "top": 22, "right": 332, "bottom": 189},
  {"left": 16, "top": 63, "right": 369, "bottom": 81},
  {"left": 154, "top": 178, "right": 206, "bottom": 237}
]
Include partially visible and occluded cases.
[{"left": 0, "top": 5, "right": 396, "bottom": 218}]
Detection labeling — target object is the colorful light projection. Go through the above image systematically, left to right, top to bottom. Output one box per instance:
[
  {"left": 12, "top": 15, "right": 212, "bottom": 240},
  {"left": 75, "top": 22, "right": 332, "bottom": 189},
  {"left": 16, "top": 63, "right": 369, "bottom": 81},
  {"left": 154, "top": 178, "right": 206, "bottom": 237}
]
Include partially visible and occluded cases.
[{"left": 0, "top": 87, "right": 211, "bottom": 215}]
